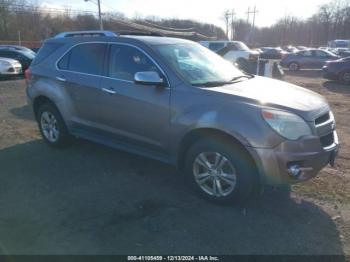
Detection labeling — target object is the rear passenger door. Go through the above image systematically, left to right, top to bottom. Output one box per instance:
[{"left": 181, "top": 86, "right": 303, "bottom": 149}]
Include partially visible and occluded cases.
[
  {"left": 56, "top": 43, "right": 108, "bottom": 127},
  {"left": 99, "top": 43, "right": 170, "bottom": 151},
  {"left": 299, "top": 50, "right": 314, "bottom": 68},
  {"left": 313, "top": 50, "right": 332, "bottom": 67}
]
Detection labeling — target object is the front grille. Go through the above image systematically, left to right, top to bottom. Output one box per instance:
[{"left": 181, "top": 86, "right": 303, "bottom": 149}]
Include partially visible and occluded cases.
[
  {"left": 7, "top": 67, "right": 14, "bottom": 72},
  {"left": 314, "top": 111, "right": 337, "bottom": 149},
  {"left": 315, "top": 112, "right": 330, "bottom": 126},
  {"left": 320, "top": 132, "right": 334, "bottom": 148}
]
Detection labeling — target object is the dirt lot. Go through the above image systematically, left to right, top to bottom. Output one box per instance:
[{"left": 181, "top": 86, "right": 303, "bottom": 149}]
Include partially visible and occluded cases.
[{"left": 0, "top": 71, "right": 349, "bottom": 255}]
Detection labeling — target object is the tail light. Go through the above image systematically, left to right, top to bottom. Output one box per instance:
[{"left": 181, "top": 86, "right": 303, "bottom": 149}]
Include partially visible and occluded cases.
[{"left": 24, "top": 69, "right": 32, "bottom": 83}]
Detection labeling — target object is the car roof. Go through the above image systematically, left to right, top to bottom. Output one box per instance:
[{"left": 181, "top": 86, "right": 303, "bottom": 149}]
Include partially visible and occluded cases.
[{"left": 45, "top": 35, "right": 195, "bottom": 47}]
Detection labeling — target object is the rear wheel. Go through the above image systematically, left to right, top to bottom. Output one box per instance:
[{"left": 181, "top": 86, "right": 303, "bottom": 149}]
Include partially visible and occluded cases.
[
  {"left": 288, "top": 62, "right": 300, "bottom": 71},
  {"left": 340, "top": 71, "right": 350, "bottom": 84},
  {"left": 37, "top": 103, "right": 71, "bottom": 147},
  {"left": 185, "top": 138, "right": 258, "bottom": 204}
]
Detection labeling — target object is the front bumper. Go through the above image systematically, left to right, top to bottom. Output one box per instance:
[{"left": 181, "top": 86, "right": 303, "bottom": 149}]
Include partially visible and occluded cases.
[
  {"left": 0, "top": 65, "right": 22, "bottom": 75},
  {"left": 322, "top": 67, "right": 338, "bottom": 80},
  {"left": 254, "top": 131, "right": 339, "bottom": 185}
]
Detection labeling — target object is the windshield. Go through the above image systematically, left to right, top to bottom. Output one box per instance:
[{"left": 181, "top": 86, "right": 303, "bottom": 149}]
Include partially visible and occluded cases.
[
  {"left": 234, "top": 42, "right": 250, "bottom": 51},
  {"left": 155, "top": 43, "right": 245, "bottom": 86},
  {"left": 19, "top": 50, "right": 36, "bottom": 59}
]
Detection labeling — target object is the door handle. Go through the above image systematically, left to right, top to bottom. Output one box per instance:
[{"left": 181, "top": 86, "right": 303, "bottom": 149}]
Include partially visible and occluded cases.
[
  {"left": 56, "top": 76, "right": 66, "bottom": 82},
  {"left": 102, "top": 87, "right": 116, "bottom": 95}
]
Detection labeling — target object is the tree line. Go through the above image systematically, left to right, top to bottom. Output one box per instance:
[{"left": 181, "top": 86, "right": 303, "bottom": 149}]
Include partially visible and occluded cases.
[
  {"left": 0, "top": 0, "right": 226, "bottom": 44},
  {"left": 1, "top": 0, "right": 349, "bottom": 47},
  {"left": 232, "top": 0, "right": 350, "bottom": 47}
]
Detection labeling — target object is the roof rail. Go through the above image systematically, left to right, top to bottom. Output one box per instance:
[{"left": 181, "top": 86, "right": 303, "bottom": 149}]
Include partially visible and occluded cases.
[
  {"left": 54, "top": 30, "right": 118, "bottom": 38},
  {"left": 118, "top": 31, "right": 164, "bottom": 37}
]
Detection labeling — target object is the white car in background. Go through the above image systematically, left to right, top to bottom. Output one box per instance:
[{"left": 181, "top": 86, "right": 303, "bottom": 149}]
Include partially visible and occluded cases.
[
  {"left": 199, "top": 40, "right": 259, "bottom": 64},
  {"left": 0, "top": 57, "right": 22, "bottom": 77}
]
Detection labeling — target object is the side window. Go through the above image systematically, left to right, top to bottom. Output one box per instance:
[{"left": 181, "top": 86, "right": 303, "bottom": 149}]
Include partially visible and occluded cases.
[
  {"left": 58, "top": 43, "right": 107, "bottom": 75},
  {"left": 208, "top": 43, "right": 225, "bottom": 51},
  {"left": 108, "top": 45, "right": 161, "bottom": 81},
  {"left": 301, "top": 50, "right": 312, "bottom": 57},
  {"left": 315, "top": 50, "right": 328, "bottom": 57},
  {"left": 1, "top": 51, "right": 15, "bottom": 58},
  {"left": 58, "top": 52, "right": 69, "bottom": 70}
]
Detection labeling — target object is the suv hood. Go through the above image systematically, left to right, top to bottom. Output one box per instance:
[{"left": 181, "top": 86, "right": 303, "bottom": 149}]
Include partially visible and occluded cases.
[{"left": 208, "top": 76, "right": 329, "bottom": 121}]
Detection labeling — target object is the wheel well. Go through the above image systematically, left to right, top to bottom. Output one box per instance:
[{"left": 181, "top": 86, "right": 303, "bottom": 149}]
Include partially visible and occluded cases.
[
  {"left": 288, "top": 61, "right": 299, "bottom": 66},
  {"left": 33, "top": 96, "right": 54, "bottom": 119},
  {"left": 177, "top": 128, "right": 256, "bottom": 171}
]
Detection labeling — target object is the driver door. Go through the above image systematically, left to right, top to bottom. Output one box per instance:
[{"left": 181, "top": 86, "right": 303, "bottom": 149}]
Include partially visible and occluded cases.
[{"left": 99, "top": 44, "right": 171, "bottom": 151}]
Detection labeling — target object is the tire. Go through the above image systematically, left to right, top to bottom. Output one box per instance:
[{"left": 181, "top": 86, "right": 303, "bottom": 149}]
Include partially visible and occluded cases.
[
  {"left": 288, "top": 62, "right": 300, "bottom": 71},
  {"left": 340, "top": 71, "right": 350, "bottom": 84},
  {"left": 37, "top": 103, "right": 71, "bottom": 147},
  {"left": 184, "top": 138, "right": 258, "bottom": 205}
]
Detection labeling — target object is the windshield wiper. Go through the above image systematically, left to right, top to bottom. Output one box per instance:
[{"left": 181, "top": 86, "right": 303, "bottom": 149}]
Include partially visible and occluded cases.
[
  {"left": 192, "top": 74, "right": 254, "bottom": 87},
  {"left": 230, "top": 74, "right": 254, "bottom": 82},
  {"left": 192, "top": 81, "right": 231, "bottom": 87}
]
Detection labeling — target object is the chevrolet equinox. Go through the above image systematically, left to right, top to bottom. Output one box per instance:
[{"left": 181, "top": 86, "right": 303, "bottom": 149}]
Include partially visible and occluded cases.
[{"left": 26, "top": 31, "right": 339, "bottom": 204}]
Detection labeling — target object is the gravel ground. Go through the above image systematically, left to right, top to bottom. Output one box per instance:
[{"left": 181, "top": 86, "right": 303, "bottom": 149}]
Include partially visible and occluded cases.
[{"left": 0, "top": 72, "right": 349, "bottom": 255}]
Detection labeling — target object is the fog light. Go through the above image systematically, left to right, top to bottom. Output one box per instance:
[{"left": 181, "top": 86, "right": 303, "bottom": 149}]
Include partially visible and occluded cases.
[{"left": 287, "top": 164, "right": 302, "bottom": 178}]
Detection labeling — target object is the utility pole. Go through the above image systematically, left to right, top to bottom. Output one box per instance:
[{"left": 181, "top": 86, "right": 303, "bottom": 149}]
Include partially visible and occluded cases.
[
  {"left": 84, "top": 0, "right": 103, "bottom": 30},
  {"left": 97, "top": 0, "right": 103, "bottom": 30},
  {"left": 246, "top": 6, "right": 258, "bottom": 46},
  {"left": 246, "top": 7, "right": 250, "bottom": 24},
  {"left": 224, "top": 9, "right": 235, "bottom": 40},
  {"left": 230, "top": 9, "right": 235, "bottom": 40},
  {"left": 224, "top": 10, "right": 230, "bottom": 38},
  {"left": 18, "top": 30, "right": 21, "bottom": 46}
]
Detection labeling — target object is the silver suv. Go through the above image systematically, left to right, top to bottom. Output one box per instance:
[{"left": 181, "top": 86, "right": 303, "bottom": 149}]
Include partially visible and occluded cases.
[{"left": 26, "top": 31, "right": 339, "bottom": 204}]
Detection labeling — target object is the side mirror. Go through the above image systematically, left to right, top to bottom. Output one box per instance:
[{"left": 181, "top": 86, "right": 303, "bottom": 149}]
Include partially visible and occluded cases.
[{"left": 134, "top": 71, "right": 165, "bottom": 87}]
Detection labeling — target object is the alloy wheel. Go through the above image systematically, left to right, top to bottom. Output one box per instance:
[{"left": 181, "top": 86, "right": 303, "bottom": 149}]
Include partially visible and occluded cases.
[
  {"left": 343, "top": 72, "right": 350, "bottom": 83},
  {"left": 40, "top": 111, "right": 60, "bottom": 143},
  {"left": 192, "top": 152, "right": 237, "bottom": 197}
]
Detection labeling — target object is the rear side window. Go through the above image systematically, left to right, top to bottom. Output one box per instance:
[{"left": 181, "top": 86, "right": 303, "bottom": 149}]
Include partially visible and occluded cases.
[
  {"left": 32, "top": 43, "right": 63, "bottom": 65},
  {"left": 58, "top": 43, "right": 107, "bottom": 75}
]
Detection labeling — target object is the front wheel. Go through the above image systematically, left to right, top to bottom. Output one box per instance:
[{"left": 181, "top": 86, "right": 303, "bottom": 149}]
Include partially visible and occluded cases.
[
  {"left": 288, "top": 62, "right": 300, "bottom": 71},
  {"left": 340, "top": 71, "right": 350, "bottom": 84},
  {"left": 185, "top": 138, "right": 258, "bottom": 204}
]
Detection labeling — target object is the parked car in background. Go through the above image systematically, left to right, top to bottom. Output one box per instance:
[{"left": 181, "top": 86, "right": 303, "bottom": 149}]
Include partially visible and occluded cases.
[
  {"left": 26, "top": 31, "right": 339, "bottom": 204},
  {"left": 328, "top": 39, "right": 350, "bottom": 49},
  {"left": 199, "top": 40, "right": 259, "bottom": 64},
  {"left": 0, "top": 45, "right": 35, "bottom": 71},
  {"left": 0, "top": 45, "right": 37, "bottom": 56},
  {"left": 283, "top": 45, "right": 298, "bottom": 53},
  {"left": 296, "top": 46, "right": 308, "bottom": 50},
  {"left": 31, "top": 47, "right": 41, "bottom": 53},
  {"left": 259, "top": 47, "right": 289, "bottom": 60},
  {"left": 332, "top": 48, "right": 350, "bottom": 58},
  {"left": 280, "top": 49, "right": 339, "bottom": 71},
  {"left": 323, "top": 56, "right": 350, "bottom": 84},
  {"left": 0, "top": 57, "right": 22, "bottom": 77}
]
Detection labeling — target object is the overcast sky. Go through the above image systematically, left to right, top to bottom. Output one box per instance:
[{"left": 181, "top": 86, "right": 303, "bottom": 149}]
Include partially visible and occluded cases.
[{"left": 35, "top": 0, "right": 332, "bottom": 28}]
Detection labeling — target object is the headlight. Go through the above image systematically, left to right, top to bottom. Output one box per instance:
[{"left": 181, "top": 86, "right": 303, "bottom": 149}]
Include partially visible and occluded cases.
[
  {"left": 0, "top": 61, "right": 10, "bottom": 66},
  {"left": 262, "top": 109, "right": 312, "bottom": 140}
]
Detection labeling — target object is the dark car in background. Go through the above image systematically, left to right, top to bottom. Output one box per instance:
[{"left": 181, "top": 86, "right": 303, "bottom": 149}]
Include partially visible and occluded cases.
[
  {"left": 0, "top": 45, "right": 36, "bottom": 71},
  {"left": 283, "top": 45, "right": 298, "bottom": 53},
  {"left": 259, "top": 47, "right": 289, "bottom": 60},
  {"left": 280, "top": 49, "right": 339, "bottom": 71},
  {"left": 323, "top": 56, "right": 350, "bottom": 84}
]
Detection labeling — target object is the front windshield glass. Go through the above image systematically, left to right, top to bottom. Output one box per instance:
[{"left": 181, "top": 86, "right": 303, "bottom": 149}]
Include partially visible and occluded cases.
[
  {"left": 235, "top": 42, "right": 250, "bottom": 51},
  {"left": 155, "top": 43, "right": 245, "bottom": 86},
  {"left": 20, "top": 50, "right": 36, "bottom": 59}
]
